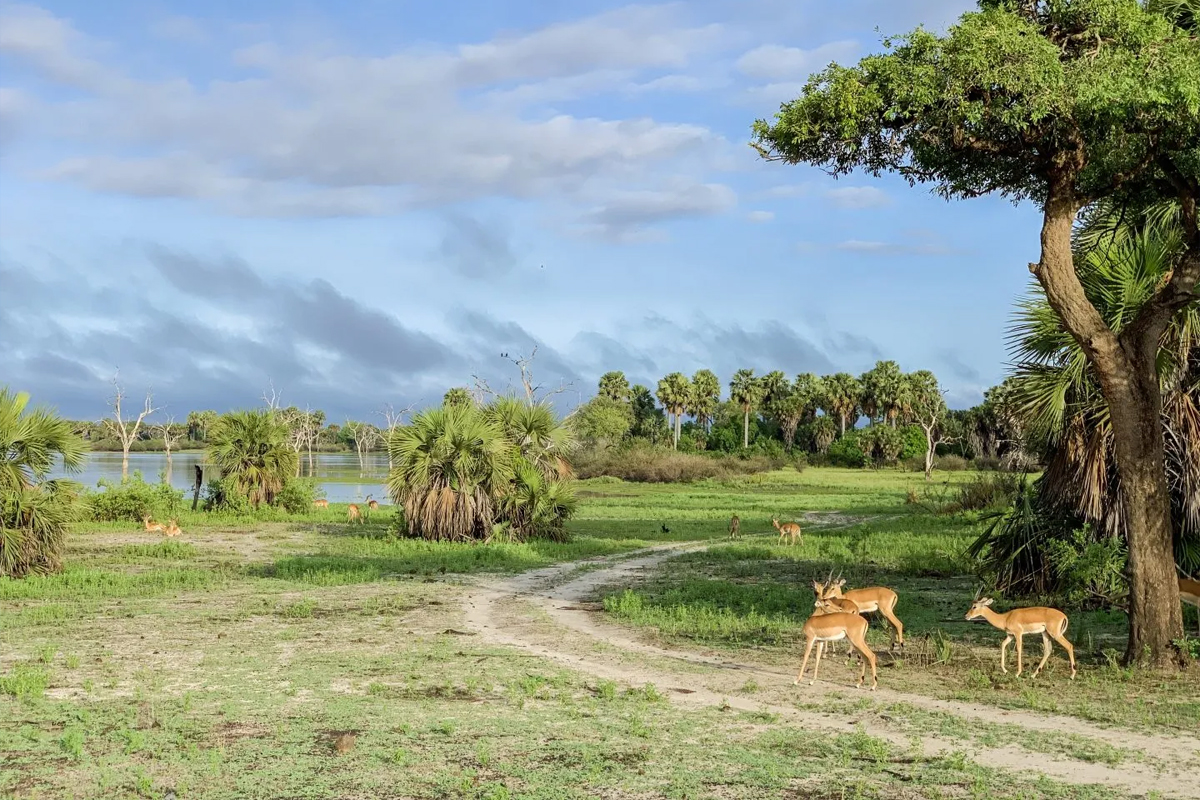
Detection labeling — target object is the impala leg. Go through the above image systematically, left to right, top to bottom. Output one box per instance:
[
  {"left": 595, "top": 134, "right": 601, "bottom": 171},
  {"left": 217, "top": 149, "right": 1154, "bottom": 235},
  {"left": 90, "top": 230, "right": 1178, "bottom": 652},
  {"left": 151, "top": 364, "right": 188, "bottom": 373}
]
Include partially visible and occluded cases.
[
  {"left": 881, "top": 598, "right": 904, "bottom": 649},
  {"left": 1048, "top": 624, "right": 1077, "bottom": 680},
  {"left": 852, "top": 631, "right": 877, "bottom": 691},
  {"left": 1033, "top": 631, "right": 1052, "bottom": 677},
  {"left": 1015, "top": 633, "right": 1024, "bottom": 677},
  {"left": 1000, "top": 634, "right": 1013, "bottom": 674},
  {"left": 795, "top": 639, "right": 816, "bottom": 685},
  {"left": 811, "top": 641, "right": 826, "bottom": 684}
]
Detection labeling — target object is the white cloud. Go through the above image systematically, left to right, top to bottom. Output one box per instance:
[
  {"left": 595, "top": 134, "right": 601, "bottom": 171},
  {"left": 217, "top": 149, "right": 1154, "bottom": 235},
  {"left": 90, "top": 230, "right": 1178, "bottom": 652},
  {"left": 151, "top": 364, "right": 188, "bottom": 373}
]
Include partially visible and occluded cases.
[
  {"left": 1, "top": 4, "right": 737, "bottom": 234},
  {"left": 735, "top": 40, "right": 858, "bottom": 81},
  {"left": 825, "top": 186, "right": 890, "bottom": 209},
  {"left": 746, "top": 210, "right": 774, "bottom": 222}
]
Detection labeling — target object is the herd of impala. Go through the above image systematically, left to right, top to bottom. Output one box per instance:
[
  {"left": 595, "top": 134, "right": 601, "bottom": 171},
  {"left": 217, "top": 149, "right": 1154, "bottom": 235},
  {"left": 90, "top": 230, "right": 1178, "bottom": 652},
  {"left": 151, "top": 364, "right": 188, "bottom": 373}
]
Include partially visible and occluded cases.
[
  {"left": 137, "top": 504, "right": 1199, "bottom": 691},
  {"left": 730, "top": 514, "right": 1200, "bottom": 690}
]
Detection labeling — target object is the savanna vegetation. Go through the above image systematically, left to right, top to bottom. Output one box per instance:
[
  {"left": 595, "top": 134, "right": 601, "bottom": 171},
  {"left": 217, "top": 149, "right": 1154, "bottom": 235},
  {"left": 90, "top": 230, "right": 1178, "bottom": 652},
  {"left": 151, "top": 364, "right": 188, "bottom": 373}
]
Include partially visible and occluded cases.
[{"left": 3, "top": 1, "right": 1200, "bottom": 797}]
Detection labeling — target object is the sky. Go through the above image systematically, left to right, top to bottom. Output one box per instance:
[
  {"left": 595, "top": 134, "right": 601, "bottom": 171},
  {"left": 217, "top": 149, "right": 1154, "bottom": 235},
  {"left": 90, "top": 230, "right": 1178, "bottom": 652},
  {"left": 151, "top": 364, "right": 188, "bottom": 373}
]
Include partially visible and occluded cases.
[{"left": 0, "top": 0, "right": 1045, "bottom": 423}]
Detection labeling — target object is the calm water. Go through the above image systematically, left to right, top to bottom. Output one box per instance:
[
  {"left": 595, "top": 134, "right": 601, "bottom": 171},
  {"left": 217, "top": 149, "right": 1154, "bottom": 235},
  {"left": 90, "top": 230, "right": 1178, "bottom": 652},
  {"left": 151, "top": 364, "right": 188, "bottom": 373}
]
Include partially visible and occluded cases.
[{"left": 54, "top": 451, "right": 390, "bottom": 505}]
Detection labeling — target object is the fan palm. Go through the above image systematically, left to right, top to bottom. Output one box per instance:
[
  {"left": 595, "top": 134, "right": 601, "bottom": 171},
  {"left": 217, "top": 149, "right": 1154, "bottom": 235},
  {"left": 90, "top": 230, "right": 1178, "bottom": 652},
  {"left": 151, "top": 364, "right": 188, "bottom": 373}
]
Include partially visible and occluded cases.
[
  {"left": 1007, "top": 218, "right": 1200, "bottom": 572},
  {"left": 688, "top": 369, "right": 721, "bottom": 434},
  {"left": 729, "top": 369, "right": 762, "bottom": 449},
  {"left": 598, "top": 371, "right": 631, "bottom": 402},
  {"left": 655, "top": 373, "right": 691, "bottom": 449},
  {"left": 822, "top": 373, "right": 862, "bottom": 436},
  {"left": 1, "top": 388, "right": 87, "bottom": 578},
  {"left": 482, "top": 397, "right": 576, "bottom": 480},
  {"left": 388, "top": 405, "right": 514, "bottom": 542},
  {"left": 206, "top": 410, "right": 298, "bottom": 508},
  {"left": 500, "top": 457, "right": 578, "bottom": 542}
]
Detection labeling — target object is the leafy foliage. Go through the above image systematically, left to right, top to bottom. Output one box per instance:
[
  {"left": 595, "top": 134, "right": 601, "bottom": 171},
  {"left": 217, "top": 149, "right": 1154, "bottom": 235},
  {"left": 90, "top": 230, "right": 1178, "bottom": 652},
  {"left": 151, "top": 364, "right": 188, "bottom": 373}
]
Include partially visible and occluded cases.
[{"left": 206, "top": 410, "right": 298, "bottom": 508}]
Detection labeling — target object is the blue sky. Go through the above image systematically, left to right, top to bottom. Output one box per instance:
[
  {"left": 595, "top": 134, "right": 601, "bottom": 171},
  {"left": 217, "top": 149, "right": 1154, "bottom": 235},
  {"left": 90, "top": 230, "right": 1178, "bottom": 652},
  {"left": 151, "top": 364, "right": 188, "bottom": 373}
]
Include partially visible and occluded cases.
[{"left": 0, "top": 0, "right": 1043, "bottom": 421}]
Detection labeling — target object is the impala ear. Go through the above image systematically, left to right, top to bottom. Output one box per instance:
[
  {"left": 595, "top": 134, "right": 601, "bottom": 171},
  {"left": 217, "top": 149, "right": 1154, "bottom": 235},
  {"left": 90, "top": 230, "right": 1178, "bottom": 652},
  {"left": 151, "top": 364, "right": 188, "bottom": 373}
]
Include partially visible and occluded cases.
[
  {"left": 835, "top": 578, "right": 846, "bottom": 588},
  {"left": 981, "top": 597, "right": 994, "bottom": 607}
]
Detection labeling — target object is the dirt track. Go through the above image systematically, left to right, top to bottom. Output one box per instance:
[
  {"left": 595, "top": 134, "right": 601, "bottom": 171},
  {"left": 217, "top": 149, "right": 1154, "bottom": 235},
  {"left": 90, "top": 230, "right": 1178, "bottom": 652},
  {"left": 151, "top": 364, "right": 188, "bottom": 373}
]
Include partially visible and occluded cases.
[{"left": 462, "top": 541, "right": 1200, "bottom": 799}]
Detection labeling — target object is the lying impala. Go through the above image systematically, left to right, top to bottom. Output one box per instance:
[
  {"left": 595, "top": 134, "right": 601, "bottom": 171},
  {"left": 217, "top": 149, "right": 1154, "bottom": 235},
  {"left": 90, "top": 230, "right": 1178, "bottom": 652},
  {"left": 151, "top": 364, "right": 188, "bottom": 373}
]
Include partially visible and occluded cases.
[
  {"left": 142, "top": 516, "right": 165, "bottom": 533},
  {"left": 772, "top": 517, "right": 801, "bottom": 545},
  {"left": 163, "top": 520, "right": 182, "bottom": 538},
  {"left": 1181, "top": 576, "right": 1200, "bottom": 635},
  {"left": 818, "top": 577, "right": 905, "bottom": 650},
  {"left": 966, "top": 597, "right": 1076, "bottom": 679},
  {"left": 795, "top": 598, "right": 877, "bottom": 690}
]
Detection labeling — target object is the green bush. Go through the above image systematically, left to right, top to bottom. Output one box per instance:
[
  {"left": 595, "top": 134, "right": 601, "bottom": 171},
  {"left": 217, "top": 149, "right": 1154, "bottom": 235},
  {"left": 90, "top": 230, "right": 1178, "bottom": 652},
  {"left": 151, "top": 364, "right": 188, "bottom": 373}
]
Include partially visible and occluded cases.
[
  {"left": 899, "top": 425, "right": 926, "bottom": 461},
  {"left": 826, "top": 432, "right": 866, "bottom": 468},
  {"left": 573, "top": 443, "right": 785, "bottom": 483},
  {"left": 953, "top": 472, "right": 1021, "bottom": 512},
  {"left": 88, "top": 475, "right": 184, "bottom": 522},
  {"left": 202, "top": 476, "right": 252, "bottom": 514},
  {"left": 273, "top": 479, "right": 321, "bottom": 514},
  {"left": 1044, "top": 527, "right": 1128, "bottom": 610}
]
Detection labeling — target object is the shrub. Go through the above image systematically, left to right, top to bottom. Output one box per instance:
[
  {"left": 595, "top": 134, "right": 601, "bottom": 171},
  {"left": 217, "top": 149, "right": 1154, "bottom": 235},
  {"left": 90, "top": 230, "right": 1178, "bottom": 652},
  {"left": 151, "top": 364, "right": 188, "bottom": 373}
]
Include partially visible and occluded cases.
[
  {"left": 898, "top": 425, "right": 926, "bottom": 461},
  {"left": 826, "top": 432, "right": 866, "bottom": 468},
  {"left": 573, "top": 443, "right": 786, "bottom": 483},
  {"left": 936, "top": 454, "right": 971, "bottom": 472},
  {"left": 953, "top": 472, "right": 1021, "bottom": 512},
  {"left": 88, "top": 475, "right": 185, "bottom": 522},
  {"left": 202, "top": 476, "right": 252, "bottom": 514},
  {"left": 273, "top": 479, "right": 321, "bottom": 514},
  {"left": 1044, "top": 527, "right": 1128, "bottom": 610}
]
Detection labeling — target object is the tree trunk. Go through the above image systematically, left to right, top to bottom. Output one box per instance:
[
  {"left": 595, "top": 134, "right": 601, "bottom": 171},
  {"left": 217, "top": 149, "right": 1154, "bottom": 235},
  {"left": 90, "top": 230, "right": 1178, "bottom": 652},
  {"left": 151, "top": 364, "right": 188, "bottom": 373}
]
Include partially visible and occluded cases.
[
  {"left": 1031, "top": 180, "right": 1184, "bottom": 667},
  {"left": 742, "top": 409, "right": 750, "bottom": 449},
  {"left": 674, "top": 410, "right": 682, "bottom": 450},
  {"left": 840, "top": 413, "right": 846, "bottom": 437},
  {"left": 923, "top": 425, "right": 935, "bottom": 482},
  {"left": 121, "top": 447, "right": 130, "bottom": 480},
  {"left": 165, "top": 450, "right": 173, "bottom": 486},
  {"left": 191, "top": 466, "right": 203, "bottom": 511}
]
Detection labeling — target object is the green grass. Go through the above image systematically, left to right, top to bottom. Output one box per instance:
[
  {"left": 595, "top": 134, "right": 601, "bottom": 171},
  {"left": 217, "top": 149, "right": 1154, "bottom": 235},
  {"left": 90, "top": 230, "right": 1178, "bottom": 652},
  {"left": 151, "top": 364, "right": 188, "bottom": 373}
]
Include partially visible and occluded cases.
[{"left": 0, "top": 466, "right": 1185, "bottom": 798}]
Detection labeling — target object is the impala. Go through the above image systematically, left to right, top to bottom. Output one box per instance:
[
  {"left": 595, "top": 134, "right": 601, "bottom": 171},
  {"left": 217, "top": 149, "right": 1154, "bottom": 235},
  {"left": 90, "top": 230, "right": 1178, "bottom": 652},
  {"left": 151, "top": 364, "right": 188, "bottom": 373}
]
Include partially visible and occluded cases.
[
  {"left": 367, "top": 496, "right": 380, "bottom": 511},
  {"left": 313, "top": 499, "right": 329, "bottom": 509},
  {"left": 347, "top": 504, "right": 362, "bottom": 524},
  {"left": 728, "top": 514, "right": 740, "bottom": 539},
  {"left": 142, "top": 516, "right": 165, "bottom": 533},
  {"left": 772, "top": 517, "right": 801, "bottom": 545},
  {"left": 163, "top": 520, "right": 182, "bottom": 538},
  {"left": 1180, "top": 576, "right": 1200, "bottom": 635},
  {"left": 820, "top": 577, "right": 904, "bottom": 650},
  {"left": 811, "top": 580, "right": 860, "bottom": 660},
  {"left": 966, "top": 597, "right": 1076, "bottom": 679},
  {"left": 795, "top": 598, "right": 877, "bottom": 690}
]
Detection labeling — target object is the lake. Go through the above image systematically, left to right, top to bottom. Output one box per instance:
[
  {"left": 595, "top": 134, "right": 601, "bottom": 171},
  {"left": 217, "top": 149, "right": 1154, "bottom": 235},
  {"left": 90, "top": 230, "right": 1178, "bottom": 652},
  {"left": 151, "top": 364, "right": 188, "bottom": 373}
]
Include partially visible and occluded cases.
[{"left": 55, "top": 451, "right": 390, "bottom": 505}]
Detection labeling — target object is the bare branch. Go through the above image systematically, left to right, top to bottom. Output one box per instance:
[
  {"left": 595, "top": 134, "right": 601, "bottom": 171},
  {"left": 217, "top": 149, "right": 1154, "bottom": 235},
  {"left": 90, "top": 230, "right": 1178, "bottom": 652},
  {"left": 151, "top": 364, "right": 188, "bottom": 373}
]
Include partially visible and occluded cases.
[
  {"left": 471, "top": 374, "right": 496, "bottom": 404},
  {"left": 261, "top": 379, "right": 283, "bottom": 411},
  {"left": 378, "top": 402, "right": 417, "bottom": 433},
  {"left": 154, "top": 414, "right": 184, "bottom": 456}
]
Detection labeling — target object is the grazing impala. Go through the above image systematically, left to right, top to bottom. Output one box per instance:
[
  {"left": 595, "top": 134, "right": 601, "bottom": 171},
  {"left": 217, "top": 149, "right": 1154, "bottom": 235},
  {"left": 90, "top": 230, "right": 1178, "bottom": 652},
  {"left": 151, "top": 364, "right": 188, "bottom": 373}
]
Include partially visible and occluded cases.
[
  {"left": 367, "top": 496, "right": 380, "bottom": 512},
  {"left": 313, "top": 499, "right": 329, "bottom": 509},
  {"left": 347, "top": 504, "right": 362, "bottom": 524},
  {"left": 728, "top": 514, "right": 740, "bottom": 539},
  {"left": 142, "top": 516, "right": 165, "bottom": 533},
  {"left": 772, "top": 518, "right": 802, "bottom": 545},
  {"left": 163, "top": 520, "right": 182, "bottom": 538},
  {"left": 1180, "top": 576, "right": 1200, "bottom": 635},
  {"left": 820, "top": 577, "right": 905, "bottom": 650},
  {"left": 966, "top": 597, "right": 1076, "bottom": 679},
  {"left": 795, "top": 598, "right": 877, "bottom": 690}
]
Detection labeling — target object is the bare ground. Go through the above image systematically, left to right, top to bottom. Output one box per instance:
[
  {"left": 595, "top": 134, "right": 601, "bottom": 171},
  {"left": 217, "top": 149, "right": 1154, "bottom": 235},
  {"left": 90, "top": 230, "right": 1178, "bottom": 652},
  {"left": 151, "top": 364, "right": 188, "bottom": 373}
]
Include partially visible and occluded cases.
[{"left": 460, "top": 542, "right": 1200, "bottom": 799}]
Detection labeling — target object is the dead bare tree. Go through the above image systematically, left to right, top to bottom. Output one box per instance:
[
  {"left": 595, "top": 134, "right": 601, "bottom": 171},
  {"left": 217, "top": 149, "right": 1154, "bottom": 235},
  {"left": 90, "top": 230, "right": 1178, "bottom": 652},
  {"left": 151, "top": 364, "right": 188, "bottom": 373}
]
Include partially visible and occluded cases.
[
  {"left": 499, "top": 347, "right": 574, "bottom": 406},
  {"left": 105, "top": 376, "right": 159, "bottom": 480},
  {"left": 261, "top": 379, "right": 283, "bottom": 412},
  {"left": 378, "top": 402, "right": 416, "bottom": 468},
  {"left": 153, "top": 415, "right": 184, "bottom": 485},
  {"left": 343, "top": 420, "right": 381, "bottom": 472}
]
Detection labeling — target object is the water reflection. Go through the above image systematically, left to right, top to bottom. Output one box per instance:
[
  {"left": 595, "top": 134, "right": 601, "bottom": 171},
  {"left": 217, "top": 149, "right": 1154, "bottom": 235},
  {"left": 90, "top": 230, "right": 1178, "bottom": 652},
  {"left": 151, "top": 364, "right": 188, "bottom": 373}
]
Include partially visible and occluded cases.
[{"left": 52, "top": 451, "right": 390, "bottom": 505}]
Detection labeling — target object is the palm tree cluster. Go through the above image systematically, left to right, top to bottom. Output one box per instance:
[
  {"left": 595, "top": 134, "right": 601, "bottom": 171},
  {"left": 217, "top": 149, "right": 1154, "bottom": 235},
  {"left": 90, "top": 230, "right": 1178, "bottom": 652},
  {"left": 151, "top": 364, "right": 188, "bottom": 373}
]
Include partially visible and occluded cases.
[
  {"left": 973, "top": 197, "right": 1200, "bottom": 595},
  {"left": 1, "top": 389, "right": 87, "bottom": 578},
  {"left": 387, "top": 397, "right": 577, "bottom": 543},
  {"left": 206, "top": 409, "right": 299, "bottom": 508}
]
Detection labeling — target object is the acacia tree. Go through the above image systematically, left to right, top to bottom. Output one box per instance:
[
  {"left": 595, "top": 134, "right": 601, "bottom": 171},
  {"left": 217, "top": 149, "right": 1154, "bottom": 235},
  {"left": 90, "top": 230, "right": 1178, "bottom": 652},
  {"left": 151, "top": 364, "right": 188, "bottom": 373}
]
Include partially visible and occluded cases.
[
  {"left": 753, "top": 0, "right": 1200, "bottom": 664},
  {"left": 729, "top": 369, "right": 762, "bottom": 449},
  {"left": 908, "top": 371, "right": 954, "bottom": 481},
  {"left": 656, "top": 372, "right": 691, "bottom": 449},
  {"left": 104, "top": 377, "right": 158, "bottom": 479}
]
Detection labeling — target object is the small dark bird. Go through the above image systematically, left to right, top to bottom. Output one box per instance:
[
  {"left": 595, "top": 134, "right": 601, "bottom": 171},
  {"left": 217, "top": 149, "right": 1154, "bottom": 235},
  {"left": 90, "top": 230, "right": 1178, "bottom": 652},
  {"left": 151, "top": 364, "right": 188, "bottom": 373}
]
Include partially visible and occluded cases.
[{"left": 660, "top": 523, "right": 670, "bottom": 534}]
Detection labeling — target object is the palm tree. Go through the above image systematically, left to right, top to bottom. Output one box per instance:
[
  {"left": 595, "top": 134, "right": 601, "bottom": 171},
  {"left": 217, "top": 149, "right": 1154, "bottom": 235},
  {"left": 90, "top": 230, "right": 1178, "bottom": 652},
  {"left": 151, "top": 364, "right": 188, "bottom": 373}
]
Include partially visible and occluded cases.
[
  {"left": 1006, "top": 221, "right": 1199, "bottom": 572},
  {"left": 861, "top": 361, "right": 905, "bottom": 426},
  {"left": 688, "top": 369, "right": 721, "bottom": 434},
  {"left": 729, "top": 369, "right": 762, "bottom": 449},
  {"left": 598, "top": 371, "right": 631, "bottom": 402},
  {"left": 759, "top": 371, "right": 789, "bottom": 414},
  {"left": 656, "top": 373, "right": 691, "bottom": 449},
  {"left": 822, "top": 373, "right": 862, "bottom": 436},
  {"left": 792, "top": 374, "right": 825, "bottom": 424},
  {"left": 772, "top": 386, "right": 805, "bottom": 451},
  {"left": 443, "top": 387, "right": 474, "bottom": 408},
  {"left": 1, "top": 389, "right": 87, "bottom": 578},
  {"left": 483, "top": 397, "right": 576, "bottom": 479},
  {"left": 388, "top": 405, "right": 514, "bottom": 542},
  {"left": 206, "top": 410, "right": 298, "bottom": 508},
  {"left": 812, "top": 416, "right": 837, "bottom": 454},
  {"left": 500, "top": 457, "right": 578, "bottom": 542}
]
